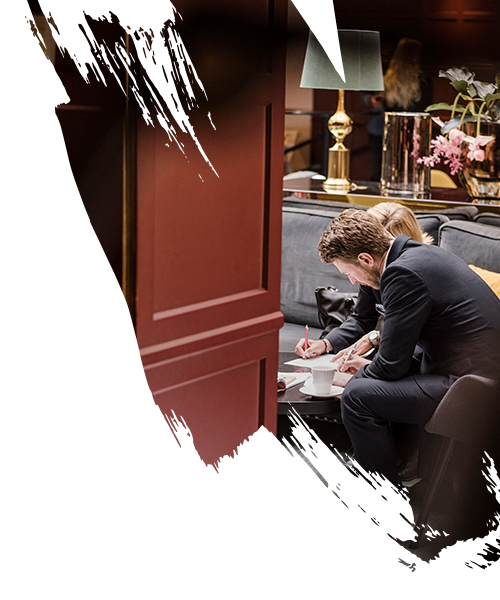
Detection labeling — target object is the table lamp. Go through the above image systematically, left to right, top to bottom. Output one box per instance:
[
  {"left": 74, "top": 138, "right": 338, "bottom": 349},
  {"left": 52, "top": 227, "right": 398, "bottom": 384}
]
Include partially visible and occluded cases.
[{"left": 300, "top": 29, "right": 384, "bottom": 192}]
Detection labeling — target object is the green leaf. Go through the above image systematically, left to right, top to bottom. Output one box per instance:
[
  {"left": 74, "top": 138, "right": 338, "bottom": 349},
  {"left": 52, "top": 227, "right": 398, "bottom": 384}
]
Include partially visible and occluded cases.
[
  {"left": 496, "top": 73, "right": 500, "bottom": 89},
  {"left": 450, "top": 80, "right": 469, "bottom": 94},
  {"left": 467, "top": 84, "right": 477, "bottom": 98},
  {"left": 484, "top": 92, "right": 500, "bottom": 103},
  {"left": 425, "top": 102, "right": 465, "bottom": 112},
  {"left": 488, "top": 104, "right": 500, "bottom": 120},
  {"left": 442, "top": 115, "right": 477, "bottom": 134}
]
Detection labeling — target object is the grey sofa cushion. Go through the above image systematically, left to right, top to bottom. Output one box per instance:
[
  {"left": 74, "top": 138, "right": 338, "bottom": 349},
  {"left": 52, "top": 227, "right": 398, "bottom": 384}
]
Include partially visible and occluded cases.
[
  {"left": 284, "top": 198, "right": 449, "bottom": 246},
  {"left": 415, "top": 206, "right": 479, "bottom": 220},
  {"left": 281, "top": 207, "right": 358, "bottom": 328},
  {"left": 473, "top": 212, "right": 500, "bottom": 228},
  {"left": 415, "top": 214, "right": 449, "bottom": 245},
  {"left": 438, "top": 221, "right": 500, "bottom": 272}
]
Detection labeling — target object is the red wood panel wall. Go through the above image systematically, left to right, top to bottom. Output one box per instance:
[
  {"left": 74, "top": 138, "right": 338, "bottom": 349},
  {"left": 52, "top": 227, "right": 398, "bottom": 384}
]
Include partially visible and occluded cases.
[{"left": 136, "top": 0, "right": 287, "bottom": 466}]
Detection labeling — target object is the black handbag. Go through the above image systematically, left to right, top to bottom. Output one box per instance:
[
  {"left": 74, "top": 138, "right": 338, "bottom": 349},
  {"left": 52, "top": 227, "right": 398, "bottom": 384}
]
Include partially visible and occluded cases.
[{"left": 315, "top": 286, "right": 357, "bottom": 337}]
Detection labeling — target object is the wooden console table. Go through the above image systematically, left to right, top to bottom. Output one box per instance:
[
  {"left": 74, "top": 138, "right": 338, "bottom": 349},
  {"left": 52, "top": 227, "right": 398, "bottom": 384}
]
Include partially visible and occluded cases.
[{"left": 283, "top": 176, "right": 500, "bottom": 215}]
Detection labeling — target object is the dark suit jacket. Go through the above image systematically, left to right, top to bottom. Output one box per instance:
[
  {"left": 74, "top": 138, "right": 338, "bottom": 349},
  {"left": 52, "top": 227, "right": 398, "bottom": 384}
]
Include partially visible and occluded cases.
[
  {"left": 356, "top": 235, "right": 500, "bottom": 398},
  {"left": 325, "top": 286, "right": 381, "bottom": 353}
]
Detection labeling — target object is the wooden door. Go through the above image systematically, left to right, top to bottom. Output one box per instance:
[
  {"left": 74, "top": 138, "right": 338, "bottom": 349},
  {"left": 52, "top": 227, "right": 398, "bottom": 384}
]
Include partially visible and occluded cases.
[{"left": 136, "top": 0, "right": 287, "bottom": 465}]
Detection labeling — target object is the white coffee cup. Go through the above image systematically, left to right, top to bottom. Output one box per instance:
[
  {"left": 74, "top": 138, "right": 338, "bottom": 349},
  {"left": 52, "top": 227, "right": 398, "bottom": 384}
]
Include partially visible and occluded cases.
[{"left": 311, "top": 365, "right": 336, "bottom": 395}]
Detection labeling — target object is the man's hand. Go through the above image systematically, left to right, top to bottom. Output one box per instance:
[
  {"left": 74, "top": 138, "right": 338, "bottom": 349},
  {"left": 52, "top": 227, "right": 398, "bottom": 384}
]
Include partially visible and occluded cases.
[
  {"left": 331, "top": 332, "right": 377, "bottom": 363},
  {"left": 295, "top": 338, "right": 330, "bottom": 359},
  {"left": 339, "top": 355, "right": 371, "bottom": 374},
  {"left": 332, "top": 370, "right": 353, "bottom": 388}
]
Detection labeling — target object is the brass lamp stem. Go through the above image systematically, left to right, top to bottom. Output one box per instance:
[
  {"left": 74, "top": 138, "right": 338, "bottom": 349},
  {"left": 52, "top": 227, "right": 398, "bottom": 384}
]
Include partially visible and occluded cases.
[{"left": 323, "top": 89, "right": 353, "bottom": 192}]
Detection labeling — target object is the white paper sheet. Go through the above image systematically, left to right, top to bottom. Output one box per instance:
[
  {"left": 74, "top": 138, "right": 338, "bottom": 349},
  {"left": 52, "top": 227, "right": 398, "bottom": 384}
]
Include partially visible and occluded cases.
[{"left": 284, "top": 355, "right": 340, "bottom": 368}]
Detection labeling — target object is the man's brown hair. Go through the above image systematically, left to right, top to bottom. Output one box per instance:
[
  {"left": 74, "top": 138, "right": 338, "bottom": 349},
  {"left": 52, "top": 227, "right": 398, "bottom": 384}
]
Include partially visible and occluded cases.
[{"left": 318, "top": 209, "right": 393, "bottom": 264}]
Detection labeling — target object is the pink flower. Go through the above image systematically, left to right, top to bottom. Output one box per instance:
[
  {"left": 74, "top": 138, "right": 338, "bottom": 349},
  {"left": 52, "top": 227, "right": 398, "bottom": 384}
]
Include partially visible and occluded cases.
[
  {"left": 419, "top": 128, "right": 491, "bottom": 174},
  {"left": 448, "top": 128, "right": 465, "bottom": 143},
  {"left": 467, "top": 146, "right": 485, "bottom": 161},
  {"left": 419, "top": 155, "right": 437, "bottom": 167}
]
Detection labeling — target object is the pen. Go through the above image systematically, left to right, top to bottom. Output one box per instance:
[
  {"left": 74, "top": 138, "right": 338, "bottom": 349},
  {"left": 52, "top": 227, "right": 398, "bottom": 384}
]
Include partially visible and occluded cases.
[
  {"left": 304, "top": 325, "right": 309, "bottom": 358},
  {"left": 342, "top": 343, "right": 357, "bottom": 369}
]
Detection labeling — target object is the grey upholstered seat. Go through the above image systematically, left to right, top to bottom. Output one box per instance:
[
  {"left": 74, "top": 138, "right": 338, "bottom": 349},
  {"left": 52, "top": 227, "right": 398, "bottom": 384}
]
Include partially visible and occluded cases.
[{"left": 411, "top": 374, "right": 500, "bottom": 547}]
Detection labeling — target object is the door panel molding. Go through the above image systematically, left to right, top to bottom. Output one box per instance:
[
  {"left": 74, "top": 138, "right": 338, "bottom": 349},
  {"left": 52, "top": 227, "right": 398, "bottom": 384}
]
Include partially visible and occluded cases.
[
  {"left": 135, "top": 0, "right": 287, "bottom": 463},
  {"left": 141, "top": 311, "right": 283, "bottom": 361}
]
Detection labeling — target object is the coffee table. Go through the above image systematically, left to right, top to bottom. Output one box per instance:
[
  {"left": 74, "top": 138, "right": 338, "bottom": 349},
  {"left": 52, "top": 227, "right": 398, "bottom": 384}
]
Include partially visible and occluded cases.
[{"left": 278, "top": 351, "right": 342, "bottom": 420}]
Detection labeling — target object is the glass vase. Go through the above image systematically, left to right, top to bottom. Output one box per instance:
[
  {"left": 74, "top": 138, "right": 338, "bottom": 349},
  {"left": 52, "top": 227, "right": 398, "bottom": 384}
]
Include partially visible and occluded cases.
[
  {"left": 381, "top": 112, "right": 432, "bottom": 199},
  {"left": 459, "top": 123, "right": 500, "bottom": 204}
]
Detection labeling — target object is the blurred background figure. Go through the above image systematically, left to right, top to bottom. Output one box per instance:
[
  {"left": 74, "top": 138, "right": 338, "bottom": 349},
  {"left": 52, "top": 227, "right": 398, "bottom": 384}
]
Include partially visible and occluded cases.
[
  {"left": 361, "top": 32, "right": 398, "bottom": 181},
  {"left": 364, "top": 37, "right": 433, "bottom": 181},
  {"left": 383, "top": 37, "right": 433, "bottom": 113}
]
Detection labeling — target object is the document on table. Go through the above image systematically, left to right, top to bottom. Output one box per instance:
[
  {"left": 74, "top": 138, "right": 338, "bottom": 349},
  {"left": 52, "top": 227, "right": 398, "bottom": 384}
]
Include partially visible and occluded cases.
[
  {"left": 284, "top": 355, "right": 340, "bottom": 368},
  {"left": 277, "top": 372, "right": 310, "bottom": 391}
]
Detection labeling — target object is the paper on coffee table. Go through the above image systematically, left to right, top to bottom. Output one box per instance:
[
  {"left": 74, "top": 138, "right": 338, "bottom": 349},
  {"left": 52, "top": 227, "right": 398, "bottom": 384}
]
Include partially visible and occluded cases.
[
  {"left": 284, "top": 355, "right": 339, "bottom": 368},
  {"left": 277, "top": 372, "right": 310, "bottom": 390}
]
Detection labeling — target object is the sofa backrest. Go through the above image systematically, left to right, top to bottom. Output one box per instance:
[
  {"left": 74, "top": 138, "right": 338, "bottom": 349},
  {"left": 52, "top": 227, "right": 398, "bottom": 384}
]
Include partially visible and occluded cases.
[
  {"left": 284, "top": 196, "right": 448, "bottom": 244},
  {"left": 281, "top": 203, "right": 500, "bottom": 328},
  {"left": 415, "top": 206, "right": 479, "bottom": 221},
  {"left": 281, "top": 207, "right": 358, "bottom": 328},
  {"left": 473, "top": 212, "right": 500, "bottom": 228},
  {"left": 415, "top": 214, "right": 449, "bottom": 245},
  {"left": 438, "top": 221, "right": 500, "bottom": 272}
]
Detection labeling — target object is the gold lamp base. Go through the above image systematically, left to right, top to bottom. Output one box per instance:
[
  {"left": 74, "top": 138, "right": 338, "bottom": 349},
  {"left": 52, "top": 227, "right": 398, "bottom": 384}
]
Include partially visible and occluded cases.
[
  {"left": 322, "top": 89, "right": 353, "bottom": 193},
  {"left": 324, "top": 143, "right": 351, "bottom": 191}
]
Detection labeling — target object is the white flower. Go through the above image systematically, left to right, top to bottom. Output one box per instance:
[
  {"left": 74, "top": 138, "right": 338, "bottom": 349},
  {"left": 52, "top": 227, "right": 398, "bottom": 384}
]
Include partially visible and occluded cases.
[{"left": 463, "top": 134, "right": 494, "bottom": 147}]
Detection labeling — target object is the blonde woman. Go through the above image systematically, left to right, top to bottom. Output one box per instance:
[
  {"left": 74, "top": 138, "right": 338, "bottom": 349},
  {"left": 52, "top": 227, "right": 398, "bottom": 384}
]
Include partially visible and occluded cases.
[
  {"left": 365, "top": 38, "right": 432, "bottom": 180},
  {"left": 383, "top": 38, "right": 432, "bottom": 112},
  {"left": 368, "top": 202, "right": 434, "bottom": 245}
]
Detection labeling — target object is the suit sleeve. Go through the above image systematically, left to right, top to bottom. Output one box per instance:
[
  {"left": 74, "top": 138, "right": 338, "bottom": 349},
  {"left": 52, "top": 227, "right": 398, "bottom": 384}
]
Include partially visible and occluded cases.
[
  {"left": 355, "top": 265, "right": 432, "bottom": 381},
  {"left": 325, "top": 285, "right": 380, "bottom": 353}
]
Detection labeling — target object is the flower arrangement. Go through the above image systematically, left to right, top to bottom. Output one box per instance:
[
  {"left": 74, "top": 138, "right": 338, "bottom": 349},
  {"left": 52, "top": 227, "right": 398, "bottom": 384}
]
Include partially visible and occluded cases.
[{"left": 419, "top": 68, "right": 500, "bottom": 174}]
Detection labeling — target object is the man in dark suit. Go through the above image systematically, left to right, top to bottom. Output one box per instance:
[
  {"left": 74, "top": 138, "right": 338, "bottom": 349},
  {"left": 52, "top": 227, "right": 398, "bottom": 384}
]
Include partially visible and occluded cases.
[{"left": 314, "top": 209, "right": 500, "bottom": 486}]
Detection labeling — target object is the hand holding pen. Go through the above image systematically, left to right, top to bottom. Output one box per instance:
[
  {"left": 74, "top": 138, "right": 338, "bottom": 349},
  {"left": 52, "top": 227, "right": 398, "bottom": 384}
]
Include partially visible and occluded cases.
[
  {"left": 294, "top": 325, "right": 328, "bottom": 359},
  {"left": 339, "top": 343, "right": 356, "bottom": 371},
  {"left": 339, "top": 343, "right": 372, "bottom": 374}
]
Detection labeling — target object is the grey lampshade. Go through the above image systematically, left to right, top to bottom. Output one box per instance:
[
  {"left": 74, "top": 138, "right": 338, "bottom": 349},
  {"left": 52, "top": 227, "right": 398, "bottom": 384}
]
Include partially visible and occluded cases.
[{"left": 300, "top": 29, "right": 384, "bottom": 92}]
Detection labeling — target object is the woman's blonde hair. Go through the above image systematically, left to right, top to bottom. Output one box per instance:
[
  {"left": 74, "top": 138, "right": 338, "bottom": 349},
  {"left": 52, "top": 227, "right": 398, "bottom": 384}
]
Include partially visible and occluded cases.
[
  {"left": 383, "top": 38, "right": 424, "bottom": 110},
  {"left": 368, "top": 202, "right": 433, "bottom": 245}
]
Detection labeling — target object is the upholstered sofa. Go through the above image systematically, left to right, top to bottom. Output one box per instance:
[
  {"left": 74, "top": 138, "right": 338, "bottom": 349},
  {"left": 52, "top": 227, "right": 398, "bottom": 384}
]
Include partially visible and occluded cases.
[{"left": 280, "top": 198, "right": 500, "bottom": 351}]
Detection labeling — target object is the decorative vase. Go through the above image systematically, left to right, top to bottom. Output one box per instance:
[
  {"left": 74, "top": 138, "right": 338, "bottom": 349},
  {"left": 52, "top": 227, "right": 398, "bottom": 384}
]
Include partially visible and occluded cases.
[
  {"left": 380, "top": 112, "right": 432, "bottom": 199},
  {"left": 459, "top": 123, "right": 500, "bottom": 204}
]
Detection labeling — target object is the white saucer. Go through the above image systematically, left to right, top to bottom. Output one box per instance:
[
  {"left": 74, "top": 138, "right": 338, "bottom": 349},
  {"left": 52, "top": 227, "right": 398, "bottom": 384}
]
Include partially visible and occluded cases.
[{"left": 299, "top": 384, "right": 343, "bottom": 398}]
